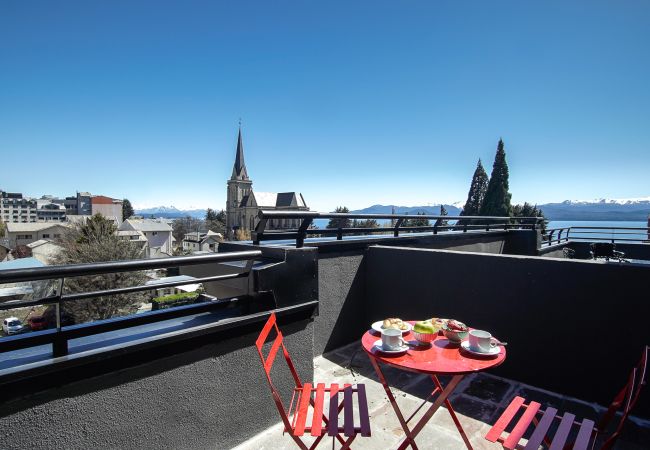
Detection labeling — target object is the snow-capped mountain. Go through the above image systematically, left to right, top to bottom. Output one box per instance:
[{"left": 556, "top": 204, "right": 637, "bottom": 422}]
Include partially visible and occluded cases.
[
  {"left": 538, "top": 198, "right": 650, "bottom": 221},
  {"left": 134, "top": 206, "right": 206, "bottom": 219}
]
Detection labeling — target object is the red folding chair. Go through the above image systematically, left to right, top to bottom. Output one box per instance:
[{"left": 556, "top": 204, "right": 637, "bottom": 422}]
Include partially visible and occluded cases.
[
  {"left": 255, "top": 312, "right": 371, "bottom": 450},
  {"left": 485, "top": 345, "right": 649, "bottom": 450}
]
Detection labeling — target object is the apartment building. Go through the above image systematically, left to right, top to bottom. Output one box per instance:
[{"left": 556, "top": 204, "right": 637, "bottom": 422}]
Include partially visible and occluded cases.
[{"left": 1, "top": 192, "right": 37, "bottom": 223}]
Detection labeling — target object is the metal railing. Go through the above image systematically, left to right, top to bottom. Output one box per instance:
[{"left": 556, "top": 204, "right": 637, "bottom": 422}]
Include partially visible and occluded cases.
[
  {"left": 252, "top": 211, "right": 543, "bottom": 247},
  {"left": 543, "top": 226, "right": 650, "bottom": 246},
  {"left": 0, "top": 250, "right": 262, "bottom": 357}
]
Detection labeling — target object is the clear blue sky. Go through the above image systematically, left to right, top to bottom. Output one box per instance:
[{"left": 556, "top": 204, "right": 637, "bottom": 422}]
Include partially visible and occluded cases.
[{"left": 1, "top": 1, "right": 648, "bottom": 212}]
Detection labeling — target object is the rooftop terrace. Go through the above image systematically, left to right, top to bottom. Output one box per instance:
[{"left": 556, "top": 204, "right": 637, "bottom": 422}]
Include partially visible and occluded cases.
[
  {"left": 0, "top": 211, "right": 648, "bottom": 449},
  {"left": 236, "top": 343, "right": 650, "bottom": 450}
]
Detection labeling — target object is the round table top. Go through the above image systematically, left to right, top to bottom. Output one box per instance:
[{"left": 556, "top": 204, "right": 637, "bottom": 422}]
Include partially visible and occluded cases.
[{"left": 361, "top": 322, "right": 506, "bottom": 375}]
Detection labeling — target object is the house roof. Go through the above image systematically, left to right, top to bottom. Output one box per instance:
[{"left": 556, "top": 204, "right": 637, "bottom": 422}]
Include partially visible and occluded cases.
[
  {"left": 247, "top": 191, "right": 307, "bottom": 208},
  {"left": 91, "top": 195, "right": 121, "bottom": 205},
  {"left": 66, "top": 215, "right": 119, "bottom": 225},
  {"left": 119, "top": 219, "right": 172, "bottom": 232},
  {"left": 5, "top": 222, "right": 68, "bottom": 233},
  {"left": 27, "top": 239, "right": 58, "bottom": 249},
  {"left": 0, "top": 257, "right": 46, "bottom": 270}
]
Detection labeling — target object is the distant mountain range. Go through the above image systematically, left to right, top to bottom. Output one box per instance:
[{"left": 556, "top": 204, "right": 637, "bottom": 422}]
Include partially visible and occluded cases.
[
  {"left": 135, "top": 197, "right": 650, "bottom": 222},
  {"left": 537, "top": 198, "right": 650, "bottom": 221},
  {"left": 134, "top": 206, "right": 206, "bottom": 219}
]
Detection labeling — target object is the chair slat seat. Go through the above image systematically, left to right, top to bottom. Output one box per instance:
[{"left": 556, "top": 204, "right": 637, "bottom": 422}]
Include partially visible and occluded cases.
[
  {"left": 485, "top": 345, "right": 648, "bottom": 450},
  {"left": 294, "top": 383, "right": 313, "bottom": 436},
  {"left": 310, "top": 383, "right": 326, "bottom": 437},
  {"left": 503, "top": 401, "right": 541, "bottom": 449},
  {"left": 523, "top": 407, "right": 557, "bottom": 450},
  {"left": 574, "top": 419, "right": 596, "bottom": 450}
]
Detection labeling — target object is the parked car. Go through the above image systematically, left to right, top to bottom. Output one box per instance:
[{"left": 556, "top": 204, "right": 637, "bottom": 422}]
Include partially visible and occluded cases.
[
  {"left": 28, "top": 315, "right": 48, "bottom": 331},
  {"left": 2, "top": 317, "right": 24, "bottom": 335}
]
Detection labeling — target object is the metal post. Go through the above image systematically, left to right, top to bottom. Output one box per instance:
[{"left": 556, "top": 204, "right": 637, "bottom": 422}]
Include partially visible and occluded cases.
[
  {"left": 296, "top": 218, "right": 313, "bottom": 248},
  {"left": 394, "top": 218, "right": 404, "bottom": 237},
  {"left": 53, "top": 277, "right": 68, "bottom": 357}
]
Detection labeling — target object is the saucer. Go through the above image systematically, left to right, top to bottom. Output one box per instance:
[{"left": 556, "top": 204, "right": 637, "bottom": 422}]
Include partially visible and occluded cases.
[
  {"left": 372, "top": 339, "right": 408, "bottom": 355},
  {"left": 460, "top": 341, "right": 501, "bottom": 357}
]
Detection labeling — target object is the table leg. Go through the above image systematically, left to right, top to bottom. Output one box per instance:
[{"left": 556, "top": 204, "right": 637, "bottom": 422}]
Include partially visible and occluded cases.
[
  {"left": 367, "top": 355, "right": 472, "bottom": 450},
  {"left": 368, "top": 356, "right": 420, "bottom": 449},
  {"left": 431, "top": 375, "right": 473, "bottom": 450}
]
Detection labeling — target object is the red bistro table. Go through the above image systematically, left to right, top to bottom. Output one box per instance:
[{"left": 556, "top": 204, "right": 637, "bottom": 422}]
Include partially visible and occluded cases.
[{"left": 362, "top": 323, "right": 506, "bottom": 450}]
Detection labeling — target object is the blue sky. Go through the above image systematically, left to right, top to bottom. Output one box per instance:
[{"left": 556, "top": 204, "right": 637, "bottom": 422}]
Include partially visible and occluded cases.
[{"left": 1, "top": 1, "right": 648, "bottom": 211}]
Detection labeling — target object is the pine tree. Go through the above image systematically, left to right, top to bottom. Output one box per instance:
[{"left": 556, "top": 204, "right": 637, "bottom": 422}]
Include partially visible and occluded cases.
[
  {"left": 480, "top": 139, "right": 512, "bottom": 218},
  {"left": 460, "top": 159, "right": 489, "bottom": 219},
  {"left": 122, "top": 199, "right": 134, "bottom": 221},
  {"left": 512, "top": 202, "right": 547, "bottom": 233},
  {"left": 434, "top": 205, "right": 449, "bottom": 228},
  {"left": 327, "top": 206, "right": 351, "bottom": 228},
  {"left": 404, "top": 212, "right": 429, "bottom": 227}
]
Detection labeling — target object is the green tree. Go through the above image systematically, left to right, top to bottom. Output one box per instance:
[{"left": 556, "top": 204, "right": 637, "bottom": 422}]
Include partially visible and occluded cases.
[
  {"left": 480, "top": 139, "right": 512, "bottom": 218},
  {"left": 458, "top": 159, "right": 489, "bottom": 225},
  {"left": 122, "top": 199, "right": 134, "bottom": 221},
  {"left": 512, "top": 202, "right": 547, "bottom": 233},
  {"left": 434, "top": 205, "right": 449, "bottom": 228},
  {"left": 327, "top": 206, "right": 351, "bottom": 229},
  {"left": 205, "top": 208, "right": 226, "bottom": 233},
  {"left": 404, "top": 212, "right": 430, "bottom": 227},
  {"left": 77, "top": 214, "right": 117, "bottom": 244},
  {"left": 53, "top": 215, "right": 147, "bottom": 324},
  {"left": 172, "top": 216, "right": 205, "bottom": 243},
  {"left": 0, "top": 218, "right": 5, "bottom": 237},
  {"left": 350, "top": 218, "right": 379, "bottom": 235}
]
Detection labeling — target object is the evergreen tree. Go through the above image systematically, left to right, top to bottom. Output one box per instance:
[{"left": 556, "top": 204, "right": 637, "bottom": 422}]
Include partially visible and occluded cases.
[
  {"left": 480, "top": 139, "right": 512, "bottom": 218},
  {"left": 459, "top": 159, "right": 489, "bottom": 221},
  {"left": 122, "top": 199, "right": 134, "bottom": 221},
  {"left": 512, "top": 202, "right": 547, "bottom": 233},
  {"left": 434, "top": 205, "right": 449, "bottom": 228},
  {"left": 327, "top": 206, "right": 351, "bottom": 228},
  {"left": 205, "top": 208, "right": 226, "bottom": 233},
  {"left": 404, "top": 212, "right": 429, "bottom": 227},
  {"left": 53, "top": 215, "right": 147, "bottom": 324}
]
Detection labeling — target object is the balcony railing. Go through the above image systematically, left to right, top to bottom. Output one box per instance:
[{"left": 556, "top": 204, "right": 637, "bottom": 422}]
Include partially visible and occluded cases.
[
  {"left": 252, "top": 211, "right": 543, "bottom": 247},
  {"left": 543, "top": 226, "right": 650, "bottom": 246},
  {"left": 0, "top": 250, "right": 262, "bottom": 357}
]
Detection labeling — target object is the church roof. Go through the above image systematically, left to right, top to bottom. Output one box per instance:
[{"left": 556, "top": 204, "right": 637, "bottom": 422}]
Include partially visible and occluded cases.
[
  {"left": 231, "top": 128, "right": 249, "bottom": 180},
  {"left": 245, "top": 191, "right": 308, "bottom": 208}
]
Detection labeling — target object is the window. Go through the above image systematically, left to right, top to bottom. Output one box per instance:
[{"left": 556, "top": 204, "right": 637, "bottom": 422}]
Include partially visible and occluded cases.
[
  {"left": 152, "top": 231, "right": 158, "bottom": 236},
  {"left": 42, "top": 234, "right": 50, "bottom": 238},
  {"left": 54, "top": 234, "right": 61, "bottom": 238}
]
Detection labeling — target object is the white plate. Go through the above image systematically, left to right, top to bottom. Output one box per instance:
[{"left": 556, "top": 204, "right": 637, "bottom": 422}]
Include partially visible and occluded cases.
[
  {"left": 371, "top": 321, "right": 412, "bottom": 335},
  {"left": 372, "top": 339, "right": 408, "bottom": 355},
  {"left": 460, "top": 340, "right": 501, "bottom": 356}
]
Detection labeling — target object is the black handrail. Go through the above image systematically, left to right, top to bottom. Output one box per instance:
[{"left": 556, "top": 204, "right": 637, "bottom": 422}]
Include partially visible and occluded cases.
[
  {"left": 252, "top": 211, "right": 542, "bottom": 247},
  {"left": 542, "top": 226, "right": 650, "bottom": 246},
  {"left": 0, "top": 250, "right": 262, "bottom": 357}
]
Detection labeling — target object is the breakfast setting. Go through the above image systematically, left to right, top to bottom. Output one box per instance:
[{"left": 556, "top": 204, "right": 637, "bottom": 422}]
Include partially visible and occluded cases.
[{"left": 369, "top": 316, "right": 506, "bottom": 357}]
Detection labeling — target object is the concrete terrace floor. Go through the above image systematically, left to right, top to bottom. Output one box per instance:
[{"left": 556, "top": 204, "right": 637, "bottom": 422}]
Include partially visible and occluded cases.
[{"left": 235, "top": 342, "right": 650, "bottom": 450}]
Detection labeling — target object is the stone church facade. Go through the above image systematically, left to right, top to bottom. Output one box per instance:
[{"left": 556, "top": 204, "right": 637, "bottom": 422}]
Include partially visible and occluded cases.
[{"left": 226, "top": 129, "right": 309, "bottom": 236}]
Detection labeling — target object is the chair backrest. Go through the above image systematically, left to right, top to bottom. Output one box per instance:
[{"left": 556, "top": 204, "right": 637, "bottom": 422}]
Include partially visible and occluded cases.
[
  {"left": 591, "top": 242, "right": 615, "bottom": 258},
  {"left": 255, "top": 312, "right": 303, "bottom": 430},
  {"left": 598, "top": 345, "right": 649, "bottom": 449}
]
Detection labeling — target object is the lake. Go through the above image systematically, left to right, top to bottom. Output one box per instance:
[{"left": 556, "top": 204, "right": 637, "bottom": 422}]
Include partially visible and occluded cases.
[{"left": 547, "top": 220, "right": 649, "bottom": 242}]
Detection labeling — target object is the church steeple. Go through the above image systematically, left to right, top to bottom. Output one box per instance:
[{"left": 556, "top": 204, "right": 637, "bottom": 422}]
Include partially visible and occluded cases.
[{"left": 231, "top": 127, "right": 249, "bottom": 180}]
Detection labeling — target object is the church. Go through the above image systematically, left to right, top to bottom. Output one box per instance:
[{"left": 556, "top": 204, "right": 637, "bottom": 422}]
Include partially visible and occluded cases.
[{"left": 226, "top": 128, "right": 309, "bottom": 236}]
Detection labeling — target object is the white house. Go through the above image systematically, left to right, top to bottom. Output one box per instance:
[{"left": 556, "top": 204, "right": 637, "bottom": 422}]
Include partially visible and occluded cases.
[
  {"left": 118, "top": 219, "right": 173, "bottom": 258},
  {"left": 5, "top": 222, "right": 70, "bottom": 247},
  {"left": 182, "top": 230, "right": 222, "bottom": 253},
  {"left": 27, "top": 239, "right": 62, "bottom": 264}
]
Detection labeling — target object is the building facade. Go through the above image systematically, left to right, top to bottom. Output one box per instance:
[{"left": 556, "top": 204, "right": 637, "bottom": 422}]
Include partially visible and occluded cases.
[
  {"left": 225, "top": 129, "right": 309, "bottom": 236},
  {"left": 118, "top": 219, "right": 173, "bottom": 258}
]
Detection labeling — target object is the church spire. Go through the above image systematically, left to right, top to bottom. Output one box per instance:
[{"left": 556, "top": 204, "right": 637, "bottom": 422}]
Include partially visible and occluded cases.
[{"left": 231, "top": 125, "right": 249, "bottom": 180}]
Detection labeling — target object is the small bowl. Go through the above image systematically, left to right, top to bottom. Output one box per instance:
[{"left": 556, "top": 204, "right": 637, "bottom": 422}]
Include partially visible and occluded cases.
[
  {"left": 443, "top": 329, "right": 469, "bottom": 344},
  {"left": 411, "top": 330, "right": 438, "bottom": 346}
]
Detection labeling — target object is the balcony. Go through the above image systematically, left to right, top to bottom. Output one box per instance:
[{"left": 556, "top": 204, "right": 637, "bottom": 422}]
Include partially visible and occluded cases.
[{"left": 0, "top": 212, "right": 648, "bottom": 449}]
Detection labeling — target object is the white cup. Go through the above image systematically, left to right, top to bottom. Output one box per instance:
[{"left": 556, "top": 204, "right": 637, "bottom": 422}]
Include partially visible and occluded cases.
[
  {"left": 381, "top": 328, "right": 406, "bottom": 351},
  {"left": 468, "top": 330, "right": 498, "bottom": 353}
]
